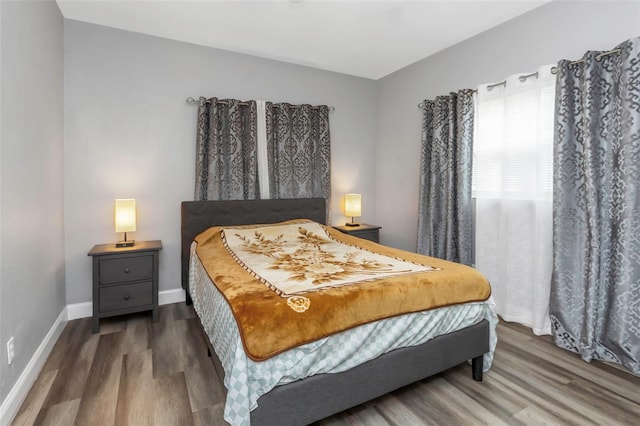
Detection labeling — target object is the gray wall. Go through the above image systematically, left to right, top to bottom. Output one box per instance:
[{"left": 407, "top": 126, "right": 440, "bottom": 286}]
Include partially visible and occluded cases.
[
  {"left": 0, "top": 0, "right": 65, "bottom": 403},
  {"left": 2, "top": 0, "right": 638, "bottom": 409},
  {"left": 376, "top": 0, "right": 640, "bottom": 251},
  {"left": 63, "top": 21, "right": 378, "bottom": 304}
]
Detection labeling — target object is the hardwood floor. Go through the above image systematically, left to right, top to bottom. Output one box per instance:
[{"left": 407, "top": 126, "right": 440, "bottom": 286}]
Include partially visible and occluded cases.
[{"left": 12, "top": 303, "right": 640, "bottom": 425}]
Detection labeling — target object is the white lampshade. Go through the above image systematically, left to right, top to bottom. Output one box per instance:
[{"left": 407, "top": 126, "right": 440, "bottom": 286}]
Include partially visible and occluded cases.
[
  {"left": 344, "top": 193, "right": 362, "bottom": 218},
  {"left": 115, "top": 199, "right": 136, "bottom": 233}
]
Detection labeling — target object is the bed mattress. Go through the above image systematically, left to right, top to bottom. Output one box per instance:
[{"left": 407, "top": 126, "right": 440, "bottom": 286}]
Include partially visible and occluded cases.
[{"left": 189, "top": 244, "right": 498, "bottom": 425}]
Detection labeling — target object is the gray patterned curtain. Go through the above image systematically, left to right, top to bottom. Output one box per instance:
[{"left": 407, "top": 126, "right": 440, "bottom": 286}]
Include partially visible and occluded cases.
[
  {"left": 550, "top": 38, "right": 640, "bottom": 374},
  {"left": 417, "top": 90, "right": 474, "bottom": 265},
  {"left": 194, "top": 97, "right": 259, "bottom": 200},
  {"left": 265, "top": 103, "right": 331, "bottom": 215}
]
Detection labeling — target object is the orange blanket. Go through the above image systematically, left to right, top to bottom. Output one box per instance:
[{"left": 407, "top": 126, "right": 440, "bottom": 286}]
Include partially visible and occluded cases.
[{"left": 195, "top": 220, "right": 491, "bottom": 361}]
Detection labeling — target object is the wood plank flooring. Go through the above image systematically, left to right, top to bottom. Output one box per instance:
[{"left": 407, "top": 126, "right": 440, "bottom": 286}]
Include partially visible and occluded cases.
[{"left": 12, "top": 303, "right": 640, "bottom": 425}]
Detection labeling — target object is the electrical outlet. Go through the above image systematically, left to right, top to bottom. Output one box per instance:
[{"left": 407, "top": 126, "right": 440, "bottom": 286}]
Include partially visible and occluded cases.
[{"left": 7, "top": 337, "right": 14, "bottom": 365}]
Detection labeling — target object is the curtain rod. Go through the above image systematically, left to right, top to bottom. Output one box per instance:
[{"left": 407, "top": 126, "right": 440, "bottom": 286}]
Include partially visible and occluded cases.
[
  {"left": 418, "top": 46, "right": 624, "bottom": 109},
  {"left": 551, "top": 48, "right": 622, "bottom": 74},
  {"left": 417, "top": 70, "right": 539, "bottom": 108},
  {"left": 485, "top": 70, "right": 540, "bottom": 92},
  {"left": 417, "top": 88, "right": 476, "bottom": 108},
  {"left": 185, "top": 97, "right": 334, "bottom": 111}
]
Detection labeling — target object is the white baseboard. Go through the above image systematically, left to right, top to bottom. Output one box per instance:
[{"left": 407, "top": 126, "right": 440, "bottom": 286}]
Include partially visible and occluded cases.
[
  {"left": 0, "top": 287, "right": 187, "bottom": 425},
  {"left": 67, "top": 287, "right": 186, "bottom": 320},
  {"left": 159, "top": 287, "right": 186, "bottom": 305},
  {"left": 66, "top": 301, "right": 92, "bottom": 320},
  {"left": 0, "top": 307, "right": 67, "bottom": 426}
]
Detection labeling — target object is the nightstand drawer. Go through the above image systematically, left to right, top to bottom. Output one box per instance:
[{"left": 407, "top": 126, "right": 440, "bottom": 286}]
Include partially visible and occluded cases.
[
  {"left": 333, "top": 224, "right": 381, "bottom": 243},
  {"left": 348, "top": 229, "right": 379, "bottom": 242},
  {"left": 99, "top": 255, "right": 152, "bottom": 284},
  {"left": 99, "top": 281, "right": 153, "bottom": 312}
]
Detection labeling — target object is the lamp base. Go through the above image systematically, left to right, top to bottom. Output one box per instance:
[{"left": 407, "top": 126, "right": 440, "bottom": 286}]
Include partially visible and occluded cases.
[
  {"left": 345, "top": 222, "right": 360, "bottom": 227},
  {"left": 116, "top": 240, "right": 135, "bottom": 248}
]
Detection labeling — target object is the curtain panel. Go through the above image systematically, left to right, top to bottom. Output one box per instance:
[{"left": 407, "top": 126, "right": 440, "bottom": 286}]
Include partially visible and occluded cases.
[
  {"left": 550, "top": 38, "right": 640, "bottom": 374},
  {"left": 473, "top": 66, "right": 555, "bottom": 336},
  {"left": 417, "top": 90, "right": 474, "bottom": 265},
  {"left": 194, "top": 97, "right": 259, "bottom": 201},
  {"left": 265, "top": 103, "right": 331, "bottom": 216}
]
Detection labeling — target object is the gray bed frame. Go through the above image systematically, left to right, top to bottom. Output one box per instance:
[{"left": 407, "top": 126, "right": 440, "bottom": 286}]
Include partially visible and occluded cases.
[{"left": 181, "top": 198, "right": 490, "bottom": 426}]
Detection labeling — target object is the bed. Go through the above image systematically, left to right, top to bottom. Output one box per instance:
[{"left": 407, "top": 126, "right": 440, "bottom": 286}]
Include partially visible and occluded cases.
[{"left": 181, "top": 198, "right": 496, "bottom": 426}]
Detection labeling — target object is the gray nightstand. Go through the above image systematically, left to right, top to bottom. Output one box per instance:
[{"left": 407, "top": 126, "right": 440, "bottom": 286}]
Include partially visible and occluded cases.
[
  {"left": 333, "top": 224, "right": 382, "bottom": 243},
  {"left": 88, "top": 240, "right": 162, "bottom": 333}
]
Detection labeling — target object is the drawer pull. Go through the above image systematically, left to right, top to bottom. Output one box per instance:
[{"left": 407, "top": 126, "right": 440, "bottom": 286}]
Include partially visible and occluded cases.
[
  {"left": 124, "top": 267, "right": 130, "bottom": 273},
  {"left": 124, "top": 294, "right": 130, "bottom": 300}
]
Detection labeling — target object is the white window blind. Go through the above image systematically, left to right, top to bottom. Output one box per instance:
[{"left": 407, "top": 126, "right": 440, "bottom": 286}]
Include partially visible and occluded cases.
[
  {"left": 473, "top": 73, "right": 555, "bottom": 200},
  {"left": 256, "top": 100, "right": 270, "bottom": 199}
]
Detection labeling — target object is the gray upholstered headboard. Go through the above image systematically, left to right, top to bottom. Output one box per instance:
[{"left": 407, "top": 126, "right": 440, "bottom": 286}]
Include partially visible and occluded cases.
[{"left": 180, "top": 198, "right": 327, "bottom": 295}]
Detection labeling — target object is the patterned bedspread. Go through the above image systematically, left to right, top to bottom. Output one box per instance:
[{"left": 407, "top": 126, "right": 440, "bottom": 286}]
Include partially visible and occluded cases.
[
  {"left": 194, "top": 220, "right": 492, "bottom": 360},
  {"left": 223, "top": 221, "right": 435, "bottom": 295},
  {"left": 189, "top": 245, "right": 498, "bottom": 426}
]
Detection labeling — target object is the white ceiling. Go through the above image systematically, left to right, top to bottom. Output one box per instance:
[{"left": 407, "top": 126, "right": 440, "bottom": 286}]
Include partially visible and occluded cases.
[{"left": 56, "top": 0, "right": 551, "bottom": 80}]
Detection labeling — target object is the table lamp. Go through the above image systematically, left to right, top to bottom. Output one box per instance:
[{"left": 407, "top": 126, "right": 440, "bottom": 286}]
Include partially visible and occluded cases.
[
  {"left": 344, "top": 193, "right": 362, "bottom": 227},
  {"left": 115, "top": 198, "right": 136, "bottom": 247}
]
